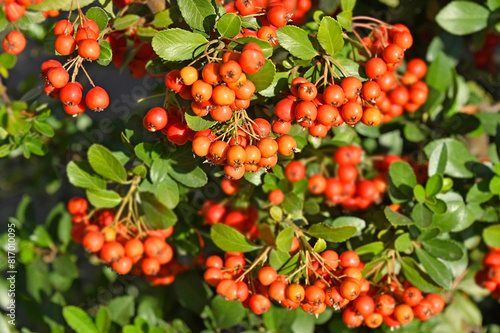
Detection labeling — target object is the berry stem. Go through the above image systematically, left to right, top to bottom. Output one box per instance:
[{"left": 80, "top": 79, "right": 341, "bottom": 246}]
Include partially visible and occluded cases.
[{"left": 236, "top": 246, "right": 271, "bottom": 282}]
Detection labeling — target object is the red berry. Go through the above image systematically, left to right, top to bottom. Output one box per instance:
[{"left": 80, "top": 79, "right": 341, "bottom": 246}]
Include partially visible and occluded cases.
[
  {"left": 3, "top": 31, "right": 26, "bottom": 55},
  {"left": 86, "top": 86, "right": 109, "bottom": 111},
  {"left": 143, "top": 107, "right": 168, "bottom": 132}
]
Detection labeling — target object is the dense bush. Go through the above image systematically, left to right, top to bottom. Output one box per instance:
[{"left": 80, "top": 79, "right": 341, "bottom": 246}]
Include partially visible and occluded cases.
[{"left": 1, "top": 0, "right": 499, "bottom": 332}]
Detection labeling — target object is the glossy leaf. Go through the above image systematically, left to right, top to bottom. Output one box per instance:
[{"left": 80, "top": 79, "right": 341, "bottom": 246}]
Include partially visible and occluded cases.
[
  {"left": 178, "top": 0, "right": 216, "bottom": 32},
  {"left": 436, "top": 1, "right": 489, "bottom": 36},
  {"left": 217, "top": 13, "right": 241, "bottom": 38},
  {"left": 317, "top": 17, "right": 344, "bottom": 55},
  {"left": 277, "top": 26, "right": 318, "bottom": 60},
  {"left": 152, "top": 29, "right": 208, "bottom": 62},
  {"left": 88, "top": 144, "right": 127, "bottom": 183},
  {"left": 67, "top": 161, "right": 106, "bottom": 190},
  {"left": 306, "top": 223, "right": 357, "bottom": 243},
  {"left": 211, "top": 224, "right": 260, "bottom": 253},
  {"left": 415, "top": 247, "right": 453, "bottom": 289},
  {"left": 63, "top": 306, "right": 99, "bottom": 333}
]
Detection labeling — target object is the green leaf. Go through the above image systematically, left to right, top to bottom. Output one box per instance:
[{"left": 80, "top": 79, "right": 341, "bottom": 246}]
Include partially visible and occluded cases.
[
  {"left": 178, "top": 0, "right": 216, "bottom": 32},
  {"left": 341, "top": 0, "right": 356, "bottom": 11},
  {"left": 488, "top": 0, "right": 500, "bottom": 11},
  {"left": 436, "top": 1, "right": 489, "bottom": 36},
  {"left": 86, "top": 7, "right": 109, "bottom": 32},
  {"left": 152, "top": 7, "right": 181, "bottom": 28},
  {"left": 336, "top": 11, "right": 352, "bottom": 31},
  {"left": 217, "top": 13, "right": 241, "bottom": 38},
  {"left": 113, "top": 14, "right": 140, "bottom": 30},
  {"left": 317, "top": 17, "right": 344, "bottom": 55},
  {"left": 276, "top": 26, "right": 318, "bottom": 60},
  {"left": 137, "top": 27, "right": 158, "bottom": 38},
  {"left": 152, "top": 28, "right": 208, "bottom": 62},
  {"left": 229, "top": 37, "right": 273, "bottom": 58},
  {"left": 97, "top": 40, "right": 113, "bottom": 66},
  {"left": 0, "top": 52, "right": 17, "bottom": 69},
  {"left": 426, "top": 52, "right": 453, "bottom": 92},
  {"left": 332, "top": 58, "right": 366, "bottom": 81},
  {"left": 246, "top": 59, "right": 276, "bottom": 92},
  {"left": 184, "top": 107, "right": 216, "bottom": 131},
  {"left": 33, "top": 121, "right": 54, "bottom": 137},
  {"left": 404, "top": 122, "right": 426, "bottom": 142},
  {"left": 24, "top": 137, "right": 47, "bottom": 156},
  {"left": 427, "top": 141, "right": 448, "bottom": 176},
  {"left": 88, "top": 144, "right": 127, "bottom": 183},
  {"left": 167, "top": 155, "right": 207, "bottom": 188},
  {"left": 150, "top": 158, "right": 169, "bottom": 184},
  {"left": 67, "top": 161, "right": 106, "bottom": 190},
  {"left": 388, "top": 161, "right": 417, "bottom": 203},
  {"left": 426, "top": 174, "right": 443, "bottom": 197},
  {"left": 490, "top": 176, "right": 500, "bottom": 195},
  {"left": 154, "top": 178, "right": 180, "bottom": 209},
  {"left": 414, "top": 185, "right": 426, "bottom": 203},
  {"left": 86, "top": 189, "right": 122, "bottom": 208},
  {"left": 140, "top": 192, "right": 177, "bottom": 229},
  {"left": 282, "top": 192, "right": 303, "bottom": 217},
  {"left": 432, "top": 199, "right": 473, "bottom": 232},
  {"left": 411, "top": 203, "right": 433, "bottom": 228},
  {"left": 270, "top": 206, "right": 283, "bottom": 221},
  {"left": 384, "top": 206, "right": 414, "bottom": 226},
  {"left": 328, "top": 216, "right": 365, "bottom": 236},
  {"left": 307, "top": 223, "right": 357, "bottom": 243},
  {"left": 211, "top": 224, "right": 260, "bottom": 253},
  {"left": 483, "top": 224, "right": 500, "bottom": 248},
  {"left": 30, "top": 225, "right": 54, "bottom": 247},
  {"left": 276, "top": 226, "right": 294, "bottom": 252},
  {"left": 418, "top": 228, "right": 440, "bottom": 241},
  {"left": 395, "top": 233, "right": 412, "bottom": 252},
  {"left": 313, "top": 238, "right": 327, "bottom": 253},
  {"left": 422, "top": 239, "right": 464, "bottom": 261},
  {"left": 355, "top": 241, "right": 384, "bottom": 256},
  {"left": 415, "top": 247, "right": 453, "bottom": 289},
  {"left": 269, "top": 249, "right": 292, "bottom": 271},
  {"left": 53, "top": 254, "right": 78, "bottom": 279},
  {"left": 400, "top": 257, "right": 443, "bottom": 293},
  {"left": 174, "top": 271, "right": 210, "bottom": 314},
  {"left": 108, "top": 295, "right": 135, "bottom": 327},
  {"left": 211, "top": 296, "right": 246, "bottom": 329},
  {"left": 63, "top": 306, "right": 99, "bottom": 333},
  {"left": 95, "top": 307, "right": 111, "bottom": 333},
  {"left": 123, "top": 326, "right": 141, "bottom": 333}
]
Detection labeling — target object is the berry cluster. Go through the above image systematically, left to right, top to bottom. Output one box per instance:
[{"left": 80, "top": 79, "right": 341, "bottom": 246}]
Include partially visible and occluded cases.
[
  {"left": 1, "top": 0, "right": 59, "bottom": 55},
  {"left": 2, "top": 0, "right": 57, "bottom": 23},
  {"left": 224, "top": 0, "right": 312, "bottom": 37},
  {"left": 42, "top": 17, "right": 109, "bottom": 116},
  {"left": 357, "top": 23, "right": 429, "bottom": 121},
  {"left": 160, "top": 43, "right": 303, "bottom": 179},
  {"left": 272, "top": 76, "right": 382, "bottom": 140},
  {"left": 267, "top": 146, "right": 395, "bottom": 211},
  {"left": 67, "top": 197, "right": 184, "bottom": 285},
  {"left": 198, "top": 200, "right": 260, "bottom": 241},
  {"left": 203, "top": 247, "right": 445, "bottom": 329},
  {"left": 475, "top": 247, "right": 500, "bottom": 298},
  {"left": 203, "top": 249, "right": 368, "bottom": 316},
  {"left": 341, "top": 281, "right": 445, "bottom": 328}
]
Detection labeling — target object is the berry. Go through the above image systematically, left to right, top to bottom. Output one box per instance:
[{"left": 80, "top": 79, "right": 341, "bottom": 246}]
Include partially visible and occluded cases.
[
  {"left": 3, "top": 31, "right": 26, "bottom": 55},
  {"left": 78, "top": 39, "right": 100, "bottom": 61},
  {"left": 86, "top": 86, "right": 109, "bottom": 111},
  {"left": 143, "top": 107, "right": 168, "bottom": 132},
  {"left": 284, "top": 161, "right": 306, "bottom": 182},
  {"left": 268, "top": 189, "right": 284, "bottom": 205}
]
